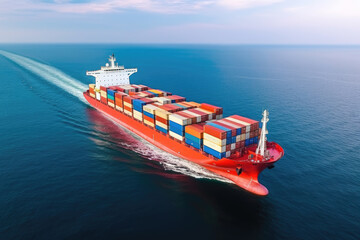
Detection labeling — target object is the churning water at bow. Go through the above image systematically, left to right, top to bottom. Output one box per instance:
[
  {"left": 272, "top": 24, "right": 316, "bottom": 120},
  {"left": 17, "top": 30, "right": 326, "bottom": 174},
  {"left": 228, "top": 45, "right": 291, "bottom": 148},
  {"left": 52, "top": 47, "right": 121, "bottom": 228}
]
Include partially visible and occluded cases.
[{"left": 0, "top": 44, "right": 359, "bottom": 239}]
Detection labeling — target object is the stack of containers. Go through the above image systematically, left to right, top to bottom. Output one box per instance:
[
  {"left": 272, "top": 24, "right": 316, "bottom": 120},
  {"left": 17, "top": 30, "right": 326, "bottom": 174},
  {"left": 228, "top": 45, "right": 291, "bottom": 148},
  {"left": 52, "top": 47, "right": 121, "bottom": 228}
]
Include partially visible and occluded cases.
[
  {"left": 89, "top": 84, "right": 95, "bottom": 98},
  {"left": 121, "top": 85, "right": 136, "bottom": 94},
  {"left": 138, "top": 85, "right": 149, "bottom": 91},
  {"left": 100, "top": 86, "right": 107, "bottom": 104},
  {"left": 107, "top": 88, "right": 117, "bottom": 108},
  {"left": 147, "top": 89, "right": 171, "bottom": 97},
  {"left": 147, "top": 89, "right": 163, "bottom": 97},
  {"left": 115, "top": 92, "right": 126, "bottom": 111},
  {"left": 166, "top": 95, "right": 186, "bottom": 103},
  {"left": 123, "top": 96, "right": 134, "bottom": 116},
  {"left": 153, "top": 97, "right": 172, "bottom": 105},
  {"left": 132, "top": 98, "right": 156, "bottom": 122},
  {"left": 175, "top": 102, "right": 198, "bottom": 110},
  {"left": 200, "top": 103, "right": 223, "bottom": 120},
  {"left": 143, "top": 104, "right": 159, "bottom": 127},
  {"left": 154, "top": 108, "right": 171, "bottom": 134},
  {"left": 187, "top": 108, "right": 214, "bottom": 122},
  {"left": 168, "top": 112, "right": 194, "bottom": 141},
  {"left": 226, "top": 115, "right": 260, "bottom": 146},
  {"left": 217, "top": 117, "right": 246, "bottom": 151},
  {"left": 184, "top": 123, "right": 205, "bottom": 149},
  {"left": 203, "top": 123, "right": 231, "bottom": 159}
]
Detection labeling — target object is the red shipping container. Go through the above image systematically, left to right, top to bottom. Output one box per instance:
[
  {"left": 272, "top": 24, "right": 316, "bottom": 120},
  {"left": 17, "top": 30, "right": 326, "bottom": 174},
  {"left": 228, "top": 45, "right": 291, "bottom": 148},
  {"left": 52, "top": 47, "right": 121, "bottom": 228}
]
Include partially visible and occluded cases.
[
  {"left": 100, "top": 86, "right": 107, "bottom": 91},
  {"left": 123, "top": 96, "right": 134, "bottom": 104},
  {"left": 101, "top": 97, "right": 107, "bottom": 104},
  {"left": 108, "top": 99, "right": 114, "bottom": 104},
  {"left": 200, "top": 103, "right": 223, "bottom": 115},
  {"left": 124, "top": 105, "right": 132, "bottom": 112},
  {"left": 177, "top": 111, "right": 196, "bottom": 124},
  {"left": 143, "top": 114, "right": 155, "bottom": 123},
  {"left": 155, "top": 115, "right": 168, "bottom": 125},
  {"left": 231, "top": 115, "right": 259, "bottom": 130},
  {"left": 221, "top": 118, "right": 246, "bottom": 134},
  {"left": 212, "top": 121, "right": 237, "bottom": 137},
  {"left": 204, "top": 124, "right": 227, "bottom": 139},
  {"left": 226, "top": 145, "right": 231, "bottom": 152}
]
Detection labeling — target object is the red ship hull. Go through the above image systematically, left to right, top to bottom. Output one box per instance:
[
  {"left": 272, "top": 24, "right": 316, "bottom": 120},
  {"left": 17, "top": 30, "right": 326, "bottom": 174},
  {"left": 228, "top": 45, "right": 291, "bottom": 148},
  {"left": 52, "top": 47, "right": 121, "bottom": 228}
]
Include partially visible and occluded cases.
[{"left": 84, "top": 92, "right": 284, "bottom": 195}]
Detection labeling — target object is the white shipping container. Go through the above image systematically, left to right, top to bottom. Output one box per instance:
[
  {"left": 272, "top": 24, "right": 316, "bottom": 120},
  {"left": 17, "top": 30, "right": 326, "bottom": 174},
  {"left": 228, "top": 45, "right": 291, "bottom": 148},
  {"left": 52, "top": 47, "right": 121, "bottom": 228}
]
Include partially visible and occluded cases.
[
  {"left": 96, "top": 92, "right": 101, "bottom": 100},
  {"left": 124, "top": 102, "right": 132, "bottom": 108},
  {"left": 143, "top": 104, "right": 158, "bottom": 114},
  {"left": 115, "top": 105, "right": 123, "bottom": 112},
  {"left": 124, "top": 109, "right": 132, "bottom": 116},
  {"left": 155, "top": 109, "right": 170, "bottom": 119},
  {"left": 133, "top": 110, "right": 143, "bottom": 121},
  {"left": 182, "top": 110, "right": 202, "bottom": 123},
  {"left": 169, "top": 113, "right": 188, "bottom": 125},
  {"left": 227, "top": 117, "right": 251, "bottom": 132},
  {"left": 144, "top": 119, "right": 155, "bottom": 127},
  {"left": 155, "top": 121, "right": 168, "bottom": 130},
  {"left": 169, "top": 131, "right": 184, "bottom": 141},
  {"left": 203, "top": 133, "right": 227, "bottom": 146},
  {"left": 240, "top": 134, "right": 246, "bottom": 141},
  {"left": 203, "top": 139, "right": 226, "bottom": 153},
  {"left": 231, "top": 143, "right": 236, "bottom": 150},
  {"left": 226, "top": 151, "right": 231, "bottom": 158}
]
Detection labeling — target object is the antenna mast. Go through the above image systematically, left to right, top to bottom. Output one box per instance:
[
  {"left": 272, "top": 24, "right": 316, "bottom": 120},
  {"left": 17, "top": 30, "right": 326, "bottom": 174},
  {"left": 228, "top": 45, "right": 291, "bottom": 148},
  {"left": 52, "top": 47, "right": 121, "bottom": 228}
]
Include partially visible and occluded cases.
[{"left": 256, "top": 110, "right": 269, "bottom": 158}]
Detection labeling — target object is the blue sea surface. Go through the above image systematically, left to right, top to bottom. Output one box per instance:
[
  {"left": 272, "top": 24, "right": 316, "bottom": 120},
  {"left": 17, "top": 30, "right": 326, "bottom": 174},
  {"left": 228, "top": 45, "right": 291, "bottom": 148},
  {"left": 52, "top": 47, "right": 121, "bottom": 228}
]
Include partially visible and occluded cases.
[{"left": 0, "top": 44, "right": 359, "bottom": 239}]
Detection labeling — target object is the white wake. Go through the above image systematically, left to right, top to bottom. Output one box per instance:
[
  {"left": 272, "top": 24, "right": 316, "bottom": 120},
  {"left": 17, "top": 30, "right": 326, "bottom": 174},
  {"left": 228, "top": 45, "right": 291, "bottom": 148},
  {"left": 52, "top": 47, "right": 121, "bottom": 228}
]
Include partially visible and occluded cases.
[
  {"left": 0, "top": 50, "right": 232, "bottom": 184},
  {"left": 0, "top": 50, "right": 88, "bottom": 104}
]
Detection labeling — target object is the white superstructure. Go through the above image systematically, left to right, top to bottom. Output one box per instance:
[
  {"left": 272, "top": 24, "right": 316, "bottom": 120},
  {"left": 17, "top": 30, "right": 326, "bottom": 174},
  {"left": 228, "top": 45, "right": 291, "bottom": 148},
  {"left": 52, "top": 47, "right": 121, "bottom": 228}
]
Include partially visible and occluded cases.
[{"left": 87, "top": 54, "right": 137, "bottom": 92}]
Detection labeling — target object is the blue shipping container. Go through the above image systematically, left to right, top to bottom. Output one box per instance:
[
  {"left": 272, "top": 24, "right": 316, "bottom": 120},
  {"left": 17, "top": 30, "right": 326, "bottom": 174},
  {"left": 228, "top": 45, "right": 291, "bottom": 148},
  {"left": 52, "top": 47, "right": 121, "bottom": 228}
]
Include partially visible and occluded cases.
[
  {"left": 107, "top": 89, "right": 116, "bottom": 96},
  {"left": 133, "top": 105, "right": 143, "bottom": 113},
  {"left": 143, "top": 111, "right": 154, "bottom": 119},
  {"left": 169, "top": 121, "right": 185, "bottom": 131},
  {"left": 156, "top": 125, "right": 168, "bottom": 134},
  {"left": 169, "top": 126, "right": 184, "bottom": 136},
  {"left": 185, "top": 133, "right": 202, "bottom": 144},
  {"left": 185, "top": 138, "right": 202, "bottom": 149},
  {"left": 203, "top": 145, "right": 226, "bottom": 159}
]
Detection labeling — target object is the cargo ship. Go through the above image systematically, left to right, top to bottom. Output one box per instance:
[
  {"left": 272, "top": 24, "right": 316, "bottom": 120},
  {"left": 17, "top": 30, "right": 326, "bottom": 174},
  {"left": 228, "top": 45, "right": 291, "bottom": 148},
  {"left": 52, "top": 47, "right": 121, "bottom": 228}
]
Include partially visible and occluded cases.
[{"left": 83, "top": 54, "right": 284, "bottom": 195}]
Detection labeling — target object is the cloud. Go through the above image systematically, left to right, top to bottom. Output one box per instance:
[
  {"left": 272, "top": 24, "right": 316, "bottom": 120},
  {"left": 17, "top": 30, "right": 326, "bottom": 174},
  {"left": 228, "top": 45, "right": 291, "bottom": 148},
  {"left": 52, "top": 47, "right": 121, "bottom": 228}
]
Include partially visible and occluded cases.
[
  {"left": 0, "top": 0, "right": 282, "bottom": 14},
  {"left": 217, "top": 0, "right": 283, "bottom": 10}
]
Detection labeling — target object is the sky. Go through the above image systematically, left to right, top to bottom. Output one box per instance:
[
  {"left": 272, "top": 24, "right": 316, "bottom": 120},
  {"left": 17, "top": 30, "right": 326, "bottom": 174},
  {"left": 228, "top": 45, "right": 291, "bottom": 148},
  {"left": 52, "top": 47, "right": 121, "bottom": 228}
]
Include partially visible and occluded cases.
[{"left": 0, "top": 0, "right": 360, "bottom": 44}]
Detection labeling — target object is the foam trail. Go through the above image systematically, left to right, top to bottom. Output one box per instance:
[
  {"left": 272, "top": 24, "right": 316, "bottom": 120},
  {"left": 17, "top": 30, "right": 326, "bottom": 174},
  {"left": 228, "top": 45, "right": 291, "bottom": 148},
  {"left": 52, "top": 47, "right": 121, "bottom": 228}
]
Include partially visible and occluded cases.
[{"left": 0, "top": 50, "right": 88, "bottom": 104}]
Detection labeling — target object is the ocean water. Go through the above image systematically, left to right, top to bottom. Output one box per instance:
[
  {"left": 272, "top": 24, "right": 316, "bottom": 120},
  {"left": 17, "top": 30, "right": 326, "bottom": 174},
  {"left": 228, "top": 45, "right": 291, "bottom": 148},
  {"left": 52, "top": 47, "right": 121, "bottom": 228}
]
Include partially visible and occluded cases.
[{"left": 0, "top": 44, "right": 359, "bottom": 239}]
